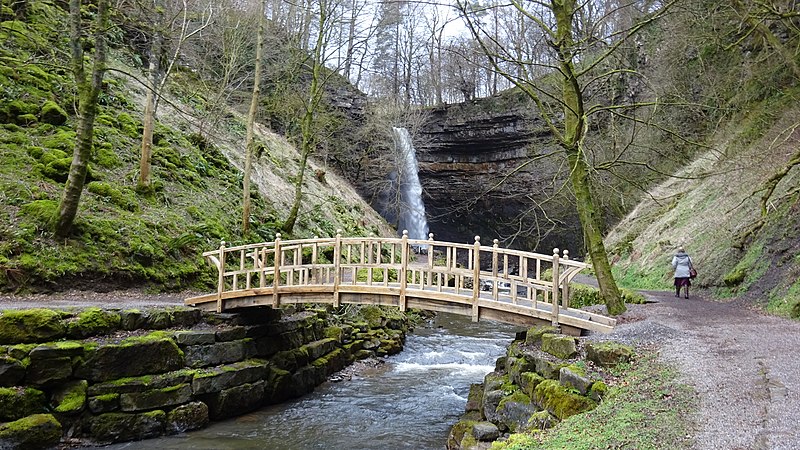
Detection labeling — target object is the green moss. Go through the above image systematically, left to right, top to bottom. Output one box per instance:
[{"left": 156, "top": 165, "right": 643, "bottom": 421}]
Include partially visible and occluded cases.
[
  {"left": 39, "top": 100, "right": 67, "bottom": 125},
  {"left": 117, "top": 112, "right": 140, "bottom": 138},
  {"left": 40, "top": 130, "right": 76, "bottom": 151},
  {"left": 87, "top": 182, "right": 138, "bottom": 212},
  {"left": 18, "top": 199, "right": 58, "bottom": 230},
  {"left": 67, "top": 308, "right": 121, "bottom": 338},
  {"left": 0, "top": 309, "right": 66, "bottom": 344},
  {"left": 533, "top": 379, "right": 597, "bottom": 420},
  {"left": 53, "top": 380, "right": 88, "bottom": 413},
  {"left": 0, "top": 386, "right": 46, "bottom": 421},
  {"left": 0, "top": 413, "right": 62, "bottom": 450}
]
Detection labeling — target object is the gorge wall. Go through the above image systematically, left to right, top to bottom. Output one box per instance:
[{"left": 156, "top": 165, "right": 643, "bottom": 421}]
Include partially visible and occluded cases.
[{"left": 413, "top": 94, "right": 583, "bottom": 254}]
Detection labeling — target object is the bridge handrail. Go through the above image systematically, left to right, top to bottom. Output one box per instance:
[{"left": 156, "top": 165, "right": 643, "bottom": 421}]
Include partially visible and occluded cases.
[{"left": 196, "top": 230, "right": 597, "bottom": 330}]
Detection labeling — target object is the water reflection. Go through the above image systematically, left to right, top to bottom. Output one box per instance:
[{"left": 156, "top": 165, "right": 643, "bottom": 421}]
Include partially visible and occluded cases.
[{"left": 100, "top": 313, "right": 518, "bottom": 450}]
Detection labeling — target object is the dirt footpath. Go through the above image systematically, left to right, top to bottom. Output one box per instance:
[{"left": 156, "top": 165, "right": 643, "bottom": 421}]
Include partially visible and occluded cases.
[
  {"left": 1, "top": 288, "right": 799, "bottom": 449},
  {"left": 602, "top": 291, "right": 800, "bottom": 450}
]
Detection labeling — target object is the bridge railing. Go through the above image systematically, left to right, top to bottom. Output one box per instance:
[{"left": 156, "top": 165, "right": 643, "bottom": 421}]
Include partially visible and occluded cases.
[{"left": 200, "top": 230, "right": 589, "bottom": 326}]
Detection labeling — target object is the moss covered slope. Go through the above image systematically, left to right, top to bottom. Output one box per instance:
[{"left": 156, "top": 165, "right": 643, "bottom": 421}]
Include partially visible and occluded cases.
[{"left": 0, "top": 2, "right": 393, "bottom": 292}]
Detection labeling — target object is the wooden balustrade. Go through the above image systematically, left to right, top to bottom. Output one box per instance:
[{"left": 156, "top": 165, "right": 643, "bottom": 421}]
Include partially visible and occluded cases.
[{"left": 186, "top": 231, "right": 615, "bottom": 335}]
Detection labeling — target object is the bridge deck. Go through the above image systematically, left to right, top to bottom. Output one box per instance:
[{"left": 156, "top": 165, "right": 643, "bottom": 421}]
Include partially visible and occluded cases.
[{"left": 185, "top": 232, "right": 616, "bottom": 335}]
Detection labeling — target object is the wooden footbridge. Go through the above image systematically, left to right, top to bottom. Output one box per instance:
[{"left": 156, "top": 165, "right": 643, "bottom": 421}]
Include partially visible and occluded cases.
[{"left": 185, "top": 231, "right": 615, "bottom": 335}]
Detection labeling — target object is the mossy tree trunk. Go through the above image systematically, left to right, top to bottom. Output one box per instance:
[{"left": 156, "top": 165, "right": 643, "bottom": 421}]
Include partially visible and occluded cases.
[
  {"left": 55, "top": 0, "right": 110, "bottom": 237},
  {"left": 242, "top": 0, "right": 266, "bottom": 234},
  {"left": 282, "top": 0, "right": 330, "bottom": 235},
  {"left": 456, "top": 0, "right": 680, "bottom": 315},
  {"left": 551, "top": 0, "right": 624, "bottom": 315},
  {"left": 137, "top": 26, "right": 162, "bottom": 192}
]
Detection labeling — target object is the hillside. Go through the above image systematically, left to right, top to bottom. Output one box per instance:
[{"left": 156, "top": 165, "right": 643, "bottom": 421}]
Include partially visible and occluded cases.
[
  {"left": 0, "top": 2, "right": 393, "bottom": 292},
  {"left": 606, "top": 99, "right": 800, "bottom": 316}
]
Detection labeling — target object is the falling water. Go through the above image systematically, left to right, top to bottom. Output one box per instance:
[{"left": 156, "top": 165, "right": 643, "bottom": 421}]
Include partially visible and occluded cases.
[{"left": 392, "top": 127, "right": 429, "bottom": 241}]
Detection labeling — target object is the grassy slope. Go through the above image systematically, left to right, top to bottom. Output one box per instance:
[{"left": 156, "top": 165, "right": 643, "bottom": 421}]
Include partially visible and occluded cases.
[
  {"left": 0, "top": 3, "right": 393, "bottom": 292},
  {"left": 605, "top": 94, "right": 800, "bottom": 316}
]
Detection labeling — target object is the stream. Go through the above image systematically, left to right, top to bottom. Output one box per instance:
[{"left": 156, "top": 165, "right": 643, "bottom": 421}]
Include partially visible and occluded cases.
[{"left": 101, "top": 313, "right": 519, "bottom": 449}]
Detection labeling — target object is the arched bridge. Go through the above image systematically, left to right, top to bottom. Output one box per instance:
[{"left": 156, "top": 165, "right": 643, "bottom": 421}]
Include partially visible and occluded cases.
[{"left": 185, "top": 232, "right": 615, "bottom": 336}]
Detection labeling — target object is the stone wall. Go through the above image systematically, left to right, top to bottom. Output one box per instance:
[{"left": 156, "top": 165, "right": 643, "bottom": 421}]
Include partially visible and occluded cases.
[
  {"left": 0, "top": 305, "right": 409, "bottom": 449},
  {"left": 447, "top": 326, "right": 633, "bottom": 449}
]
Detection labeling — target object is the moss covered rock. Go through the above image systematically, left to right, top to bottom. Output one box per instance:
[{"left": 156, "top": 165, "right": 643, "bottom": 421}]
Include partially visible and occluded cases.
[
  {"left": 39, "top": 100, "right": 67, "bottom": 125},
  {"left": 67, "top": 308, "right": 121, "bottom": 338},
  {"left": 0, "top": 309, "right": 66, "bottom": 344},
  {"left": 525, "top": 325, "right": 559, "bottom": 346},
  {"left": 75, "top": 333, "right": 184, "bottom": 382},
  {"left": 541, "top": 333, "right": 577, "bottom": 359},
  {"left": 585, "top": 341, "right": 634, "bottom": 367},
  {"left": 0, "top": 355, "right": 25, "bottom": 386},
  {"left": 191, "top": 359, "right": 269, "bottom": 395},
  {"left": 51, "top": 379, "right": 88, "bottom": 414},
  {"left": 533, "top": 379, "right": 597, "bottom": 420},
  {"left": 119, "top": 383, "right": 193, "bottom": 412},
  {"left": 0, "top": 387, "right": 47, "bottom": 421},
  {"left": 496, "top": 391, "right": 538, "bottom": 432},
  {"left": 166, "top": 401, "right": 209, "bottom": 434},
  {"left": 88, "top": 410, "right": 166, "bottom": 443},
  {"left": 0, "top": 413, "right": 62, "bottom": 450}
]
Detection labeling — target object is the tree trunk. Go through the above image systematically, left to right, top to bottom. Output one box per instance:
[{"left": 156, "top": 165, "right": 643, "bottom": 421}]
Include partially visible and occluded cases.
[
  {"left": 56, "top": 0, "right": 110, "bottom": 237},
  {"left": 243, "top": 0, "right": 266, "bottom": 234},
  {"left": 283, "top": 0, "right": 327, "bottom": 235},
  {"left": 552, "top": 0, "right": 625, "bottom": 315},
  {"left": 137, "top": 25, "right": 162, "bottom": 192}
]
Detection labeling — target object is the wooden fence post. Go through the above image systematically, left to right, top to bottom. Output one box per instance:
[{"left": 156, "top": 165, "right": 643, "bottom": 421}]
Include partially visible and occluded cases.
[
  {"left": 333, "top": 229, "right": 342, "bottom": 307},
  {"left": 400, "top": 230, "right": 409, "bottom": 311},
  {"left": 272, "top": 233, "right": 281, "bottom": 308},
  {"left": 426, "top": 233, "right": 434, "bottom": 288},
  {"left": 472, "top": 236, "right": 481, "bottom": 322},
  {"left": 492, "top": 239, "right": 499, "bottom": 298},
  {"left": 216, "top": 240, "right": 226, "bottom": 313},
  {"left": 551, "top": 248, "right": 560, "bottom": 327},
  {"left": 562, "top": 249, "right": 570, "bottom": 309}
]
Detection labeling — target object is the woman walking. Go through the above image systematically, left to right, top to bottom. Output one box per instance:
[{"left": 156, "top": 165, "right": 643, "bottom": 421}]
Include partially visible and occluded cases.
[{"left": 672, "top": 246, "right": 694, "bottom": 299}]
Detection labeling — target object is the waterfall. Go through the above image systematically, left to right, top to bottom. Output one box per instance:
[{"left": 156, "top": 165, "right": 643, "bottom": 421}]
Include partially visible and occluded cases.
[{"left": 392, "top": 127, "right": 429, "bottom": 241}]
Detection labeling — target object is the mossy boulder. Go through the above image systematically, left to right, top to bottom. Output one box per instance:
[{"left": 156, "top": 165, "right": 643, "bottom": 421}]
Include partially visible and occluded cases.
[
  {"left": 39, "top": 100, "right": 67, "bottom": 125},
  {"left": 67, "top": 308, "right": 121, "bottom": 338},
  {"left": 0, "top": 309, "right": 66, "bottom": 344},
  {"left": 525, "top": 325, "right": 558, "bottom": 346},
  {"left": 75, "top": 333, "right": 184, "bottom": 382},
  {"left": 541, "top": 333, "right": 577, "bottom": 359},
  {"left": 183, "top": 339, "right": 250, "bottom": 369},
  {"left": 585, "top": 342, "right": 634, "bottom": 367},
  {"left": 0, "top": 356, "right": 25, "bottom": 386},
  {"left": 25, "top": 356, "right": 75, "bottom": 385},
  {"left": 507, "top": 356, "right": 536, "bottom": 385},
  {"left": 191, "top": 359, "right": 270, "bottom": 395},
  {"left": 559, "top": 365, "right": 592, "bottom": 395},
  {"left": 518, "top": 371, "right": 546, "bottom": 398},
  {"left": 51, "top": 379, "right": 88, "bottom": 414},
  {"left": 533, "top": 379, "right": 597, "bottom": 420},
  {"left": 200, "top": 380, "right": 266, "bottom": 420},
  {"left": 588, "top": 380, "right": 608, "bottom": 402},
  {"left": 119, "top": 383, "right": 193, "bottom": 412},
  {"left": 465, "top": 383, "right": 483, "bottom": 412},
  {"left": 0, "top": 387, "right": 46, "bottom": 421},
  {"left": 495, "top": 391, "right": 538, "bottom": 432},
  {"left": 166, "top": 401, "right": 209, "bottom": 433},
  {"left": 88, "top": 410, "right": 166, "bottom": 443},
  {"left": 528, "top": 410, "right": 557, "bottom": 430},
  {"left": 0, "top": 413, "right": 62, "bottom": 450},
  {"left": 447, "top": 419, "right": 478, "bottom": 450}
]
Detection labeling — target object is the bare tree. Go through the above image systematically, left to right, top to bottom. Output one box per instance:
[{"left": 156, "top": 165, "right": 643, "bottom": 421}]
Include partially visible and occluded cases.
[
  {"left": 134, "top": 0, "right": 213, "bottom": 192},
  {"left": 242, "top": 0, "right": 266, "bottom": 234},
  {"left": 457, "top": 0, "right": 679, "bottom": 315}
]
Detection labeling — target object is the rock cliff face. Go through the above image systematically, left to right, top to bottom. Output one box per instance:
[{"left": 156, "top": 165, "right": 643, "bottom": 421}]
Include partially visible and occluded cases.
[
  {"left": 327, "top": 88, "right": 584, "bottom": 254},
  {"left": 413, "top": 94, "right": 583, "bottom": 253}
]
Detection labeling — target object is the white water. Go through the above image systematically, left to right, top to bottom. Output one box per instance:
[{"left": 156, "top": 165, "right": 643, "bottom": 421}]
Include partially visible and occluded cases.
[
  {"left": 392, "top": 127, "right": 429, "bottom": 241},
  {"left": 101, "top": 314, "right": 518, "bottom": 450}
]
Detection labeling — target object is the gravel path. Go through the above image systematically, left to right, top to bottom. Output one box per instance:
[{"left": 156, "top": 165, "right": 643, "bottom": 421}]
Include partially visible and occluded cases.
[
  {"left": 1, "top": 288, "right": 799, "bottom": 449},
  {"left": 596, "top": 290, "right": 800, "bottom": 450}
]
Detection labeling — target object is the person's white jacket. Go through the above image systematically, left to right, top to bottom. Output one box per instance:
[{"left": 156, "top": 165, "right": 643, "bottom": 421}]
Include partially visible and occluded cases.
[{"left": 672, "top": 251, "right": 692, "bottom": 278}]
